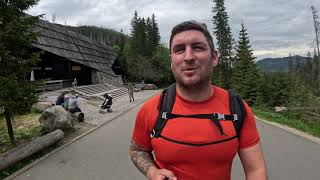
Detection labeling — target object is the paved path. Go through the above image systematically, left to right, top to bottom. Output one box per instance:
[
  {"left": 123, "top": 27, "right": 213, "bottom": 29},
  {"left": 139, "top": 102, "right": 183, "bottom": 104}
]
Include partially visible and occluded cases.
[
  {"left": 6, "top": 90, "right": 320, "bottom": 180},
  {"left": 79, "top": 90, "right": 159, "bottom": 126},
  {"left": 9, "top": 104, "right": 145, "bottom": 180},
  {"left": 231, "top": 119, "right": 320, "bottom": 180}
]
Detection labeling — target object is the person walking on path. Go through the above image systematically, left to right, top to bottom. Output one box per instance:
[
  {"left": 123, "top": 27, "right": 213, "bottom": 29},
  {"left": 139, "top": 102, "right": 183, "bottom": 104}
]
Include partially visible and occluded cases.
[
  {"left": 129, "top": 20, "right": 267, "bottom": 180},
  {"left": 72, "top": 78, "right": 77, "bottom": 89},
  {"left": 128, "top": 83, "right": 135, "bottom": 102}
]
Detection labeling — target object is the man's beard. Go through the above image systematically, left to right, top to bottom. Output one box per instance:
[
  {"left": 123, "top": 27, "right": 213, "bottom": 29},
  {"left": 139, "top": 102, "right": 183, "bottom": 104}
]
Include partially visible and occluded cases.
[{"left": 173, "top": 69, "right": 213, "bottom": 91}]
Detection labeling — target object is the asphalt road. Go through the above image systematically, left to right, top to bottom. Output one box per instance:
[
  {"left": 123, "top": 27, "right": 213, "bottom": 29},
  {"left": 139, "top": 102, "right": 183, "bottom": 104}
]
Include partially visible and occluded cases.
[{"left": 7, "top": 103, "right": 320, "bottom": 180}]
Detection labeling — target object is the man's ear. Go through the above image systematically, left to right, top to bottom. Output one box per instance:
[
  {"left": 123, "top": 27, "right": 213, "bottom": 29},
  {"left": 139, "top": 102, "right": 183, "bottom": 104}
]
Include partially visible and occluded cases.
[
  {"left": 212, "top": 49, "right": 219, "bottom": 67},
  {"left": 169, "top": 54, "right": 173, "bottom": 70}
]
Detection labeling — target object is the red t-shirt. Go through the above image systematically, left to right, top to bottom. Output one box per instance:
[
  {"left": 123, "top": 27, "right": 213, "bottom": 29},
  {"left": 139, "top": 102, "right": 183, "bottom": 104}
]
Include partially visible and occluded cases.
[{"left": 132, "top": 85, "right": 260, "bottom": 180}]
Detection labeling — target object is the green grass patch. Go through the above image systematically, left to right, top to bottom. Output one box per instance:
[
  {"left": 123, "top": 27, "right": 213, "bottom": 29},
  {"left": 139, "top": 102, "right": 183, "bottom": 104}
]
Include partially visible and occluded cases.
[
  {"left": 252, "top": 107, "right": 320, "bottom": 138},
  {"left": 0, "top": 112, "right": 46, "bottom": 179},
  {"left": 0, "top": 112, "right": 78, "bottom": 179},
  {"left": 0, "top": 113, "right": 42, "bottom": 153}
]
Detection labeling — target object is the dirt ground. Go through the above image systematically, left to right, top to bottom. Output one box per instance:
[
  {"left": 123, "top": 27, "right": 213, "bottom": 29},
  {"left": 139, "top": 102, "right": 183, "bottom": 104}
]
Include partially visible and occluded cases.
[{"left": 58, "top": 122, "right": 97, "bottom": 145}]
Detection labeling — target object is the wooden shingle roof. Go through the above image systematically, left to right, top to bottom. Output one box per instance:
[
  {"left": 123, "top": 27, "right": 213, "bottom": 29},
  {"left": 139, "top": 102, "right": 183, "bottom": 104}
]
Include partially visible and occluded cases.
[{"left": 32, "top": 19, "right": 117, "bottom": 75}]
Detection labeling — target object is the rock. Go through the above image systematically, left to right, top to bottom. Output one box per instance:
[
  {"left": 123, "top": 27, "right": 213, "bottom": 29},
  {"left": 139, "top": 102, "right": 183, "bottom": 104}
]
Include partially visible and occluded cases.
[
  {"left": 134, "top": 83, "right": 144, "bottom": 90},
  {"left": 143, "top": 84, "right": 158, "bottom": 90},
  {"left": 33, "top": 102, "right": 54, "bottom": 112},
  {"left": 39, "top": 105, "right": 74, "bottom": 132}
]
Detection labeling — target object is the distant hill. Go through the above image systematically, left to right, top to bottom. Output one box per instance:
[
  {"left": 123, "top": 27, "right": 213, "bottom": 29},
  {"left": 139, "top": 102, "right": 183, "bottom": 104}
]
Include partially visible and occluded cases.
[
  {"left": 67, "top": 25, "right": 130, "bottom": 46},
  {"left": 256, "top": 55, "right": 312, "bottom": 72}
]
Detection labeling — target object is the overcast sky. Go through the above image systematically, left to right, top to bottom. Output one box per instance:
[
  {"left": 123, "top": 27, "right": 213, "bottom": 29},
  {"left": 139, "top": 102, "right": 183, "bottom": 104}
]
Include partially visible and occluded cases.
[{"left": 27, "top": 0, "right": 320, "bottom": 60}]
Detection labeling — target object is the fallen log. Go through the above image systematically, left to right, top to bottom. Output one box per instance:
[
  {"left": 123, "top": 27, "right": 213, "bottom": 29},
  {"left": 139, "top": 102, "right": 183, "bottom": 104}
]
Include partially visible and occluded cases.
[
  {"left": 275, "top": 107, "right": 320, "bottom": 112},
  {"left": 305, "top": 111, "right": 320, "bottom": 117},
  {"left": 0, "top": 129, "right": 64, "bottom": 170}
]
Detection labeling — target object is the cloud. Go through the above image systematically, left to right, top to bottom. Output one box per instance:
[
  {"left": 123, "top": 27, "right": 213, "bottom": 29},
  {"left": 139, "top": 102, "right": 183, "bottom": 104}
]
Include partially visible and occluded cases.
[{"left": 27, "top": 0, "right": 320, "bottom": 59}]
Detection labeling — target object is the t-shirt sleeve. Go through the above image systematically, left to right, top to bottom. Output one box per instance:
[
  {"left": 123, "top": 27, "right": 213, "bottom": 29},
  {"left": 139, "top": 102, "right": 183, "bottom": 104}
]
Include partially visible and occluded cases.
[
  {"left": 238, "top": 101, "right": 260, "bottom": 149},
  {"left": 132, "top": 105, "right": 153, "bottom": 151}
]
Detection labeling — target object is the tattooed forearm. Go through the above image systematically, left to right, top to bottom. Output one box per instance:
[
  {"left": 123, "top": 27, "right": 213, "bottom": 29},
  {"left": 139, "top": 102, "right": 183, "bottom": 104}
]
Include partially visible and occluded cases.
[{"left": 130, "top": 139, "right": 156, "bottom": 176}]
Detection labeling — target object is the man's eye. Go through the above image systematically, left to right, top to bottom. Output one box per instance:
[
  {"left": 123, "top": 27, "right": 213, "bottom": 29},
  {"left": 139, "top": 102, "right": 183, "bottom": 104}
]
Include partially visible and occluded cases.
[
  {"left": 194, "top": 46, "right": 205, "bottom": 50},
  {"left": 174, "top": 47, "right": 185, "bottom": 53}
]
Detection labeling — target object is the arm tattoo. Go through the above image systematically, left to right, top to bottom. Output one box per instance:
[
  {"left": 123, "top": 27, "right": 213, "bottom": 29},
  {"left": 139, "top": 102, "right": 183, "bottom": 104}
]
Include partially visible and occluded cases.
[{"left": 130, "top": 139, "right": 155, "bottom": 176}]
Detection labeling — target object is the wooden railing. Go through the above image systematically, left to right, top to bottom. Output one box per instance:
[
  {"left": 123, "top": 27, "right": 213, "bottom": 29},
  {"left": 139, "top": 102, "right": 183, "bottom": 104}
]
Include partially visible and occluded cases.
[{"left": 40, "top": 79, "right": 73, "bottom": 92}]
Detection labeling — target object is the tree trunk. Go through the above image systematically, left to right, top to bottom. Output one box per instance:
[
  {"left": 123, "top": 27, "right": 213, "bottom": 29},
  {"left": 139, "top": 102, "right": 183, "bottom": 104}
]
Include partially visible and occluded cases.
[
  {"left": 4, "top": 110, "right": 16, "bottom": 146},
  {"left": 0, "top": 129, "right": 64, "bottom": 171}
]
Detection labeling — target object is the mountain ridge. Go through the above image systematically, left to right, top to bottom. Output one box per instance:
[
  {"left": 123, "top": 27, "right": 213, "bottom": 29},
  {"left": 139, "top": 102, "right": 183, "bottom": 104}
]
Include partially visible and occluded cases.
[{"left": 256, "top": 55, "right": 312, "bottom": 72}]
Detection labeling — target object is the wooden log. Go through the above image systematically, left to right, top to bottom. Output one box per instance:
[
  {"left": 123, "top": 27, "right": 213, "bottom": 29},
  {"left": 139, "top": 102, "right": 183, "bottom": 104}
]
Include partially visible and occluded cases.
[
  {"left": 275, "top": 107, "right": 320, "bottom": 112},
  {"left": 305, "top": 111, "right": 320, "bottom": 117},
  {"left": 0, "top": 129, "right": 64, "bottom": 170}
]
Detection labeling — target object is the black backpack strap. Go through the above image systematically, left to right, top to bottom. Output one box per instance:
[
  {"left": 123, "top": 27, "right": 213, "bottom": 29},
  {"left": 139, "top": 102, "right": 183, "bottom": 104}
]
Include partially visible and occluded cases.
[
  {"left": 151, "top": 83, "right": 176, "bottom": 138},
  {"left": 228, "top": 90, "right": 247, "bottom": 138}
]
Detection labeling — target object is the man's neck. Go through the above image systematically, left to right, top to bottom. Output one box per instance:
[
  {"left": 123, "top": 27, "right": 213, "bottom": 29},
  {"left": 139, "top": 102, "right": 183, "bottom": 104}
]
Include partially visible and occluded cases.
[{"left": 176, "top": 83, "right": 213, "bottom": 102}]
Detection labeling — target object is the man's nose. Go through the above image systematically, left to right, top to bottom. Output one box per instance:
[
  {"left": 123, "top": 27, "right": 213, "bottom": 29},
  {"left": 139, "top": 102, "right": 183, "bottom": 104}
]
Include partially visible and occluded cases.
[{"left": 184, "top": 46, "right": 195, "bottom": 62}]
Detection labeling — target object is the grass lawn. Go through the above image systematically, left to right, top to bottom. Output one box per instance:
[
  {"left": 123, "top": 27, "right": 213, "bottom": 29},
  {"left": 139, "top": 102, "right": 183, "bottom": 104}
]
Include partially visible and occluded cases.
[
  {"left": 252, "top": 107, "right": 320, "bottom": 138},
  {"left": 0, "top": 112, "right": 44, "bottom": 178},
  {"left": 0, "top": 113, "right": 42, "bottom": 153}
]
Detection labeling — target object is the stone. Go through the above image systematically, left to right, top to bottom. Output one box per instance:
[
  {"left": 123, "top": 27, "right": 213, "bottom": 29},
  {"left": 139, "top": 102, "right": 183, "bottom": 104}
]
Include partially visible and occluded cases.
[
  {"left": 143, "top": 84, "right": 158, "bottom": 90},
  {"left": 33, "top": 102, "right": 54, "bottom": 112},
  {"left": 39, "top": 105, "right": 74, "bottom": 132}
]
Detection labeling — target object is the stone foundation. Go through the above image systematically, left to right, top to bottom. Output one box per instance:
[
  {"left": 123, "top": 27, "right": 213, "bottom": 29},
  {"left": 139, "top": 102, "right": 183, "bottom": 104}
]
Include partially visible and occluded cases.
[{"left": 91, "top": 70, "right": 123, "bottom": 86}]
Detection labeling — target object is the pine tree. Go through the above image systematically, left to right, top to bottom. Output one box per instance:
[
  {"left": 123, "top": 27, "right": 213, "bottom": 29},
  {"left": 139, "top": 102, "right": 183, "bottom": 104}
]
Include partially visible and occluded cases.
[
  {"left": 0, "top": 0, "right": 41, "bottom": 146},
  {"left": 212, "top": 0, "right": 234, "bottom": 88},
  {"left": 311, "top": 6, "right": 320, "bottom": 57},
  {"left": 127, "top": 11, "right": 164, "bottom": 82},
  {"left": 130, "top": 11, "right": 139, "bottom": 56},
  {"left": 144, "top": 14, "right": 161, "bottom": 57},
  {"left": 151, "top": 14, "right": 160, "bottom": 53},
  {"left": 145, "top": 17, "right": 153, "bottom": 57},
  {"left": 139, "top": 18, "right": 147, "bottom": 55},
  {"left": 231, "top": 23, "right": 260, "bottom": 105},
  {"left": 313, "top": 49, "right": 320, "bottom": 94}
]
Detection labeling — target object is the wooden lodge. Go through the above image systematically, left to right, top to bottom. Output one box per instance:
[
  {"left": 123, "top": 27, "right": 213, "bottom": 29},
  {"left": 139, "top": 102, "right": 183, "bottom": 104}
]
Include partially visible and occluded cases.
[{"left": 31, "top": 19, "right": 122, "bottom": 89}]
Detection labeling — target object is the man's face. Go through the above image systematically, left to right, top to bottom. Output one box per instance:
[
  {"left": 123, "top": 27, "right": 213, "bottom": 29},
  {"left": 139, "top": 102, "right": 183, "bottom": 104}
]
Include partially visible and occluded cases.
[{"left": 170, "top": 30, "right": 218, "bottom": 88}]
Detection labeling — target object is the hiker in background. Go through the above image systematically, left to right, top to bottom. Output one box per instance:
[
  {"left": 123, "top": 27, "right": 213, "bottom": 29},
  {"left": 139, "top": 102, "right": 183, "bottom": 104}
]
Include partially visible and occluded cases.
[
  {"left": 129, "top": 20, "right": 267, "bottom": 180},
  {"left": 72, "top": 78, "right": 77, "bottom": 89},
  {"left": 141, "top": 79, "right": 145, "bottom": 90},
  {"left": 128, "top": 82, "right": 134, "bottom": 102},
  {"left": 56, "top": 92, "right": 65, "bottom": 106},
  {"left": 68, "top": 94, "right": 81, "bottom": 113}
]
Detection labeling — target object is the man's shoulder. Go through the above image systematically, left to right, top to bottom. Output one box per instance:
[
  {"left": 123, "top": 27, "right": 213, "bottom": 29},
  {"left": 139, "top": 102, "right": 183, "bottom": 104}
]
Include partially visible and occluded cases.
[
  {"left": 212, "top": 85, "right": 229, "bottom": 98},
  {"left": 213, "top": 85, "right": 226, "bottom": 92},
  {"left": 140, "top": 91, "right": 162, "bottom": 112}
]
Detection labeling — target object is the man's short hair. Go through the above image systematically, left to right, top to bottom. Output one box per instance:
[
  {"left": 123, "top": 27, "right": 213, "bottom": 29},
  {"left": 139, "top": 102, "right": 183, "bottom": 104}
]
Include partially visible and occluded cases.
[{"left": 169, "top": 20, "right": 215, "bottom": 54}]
